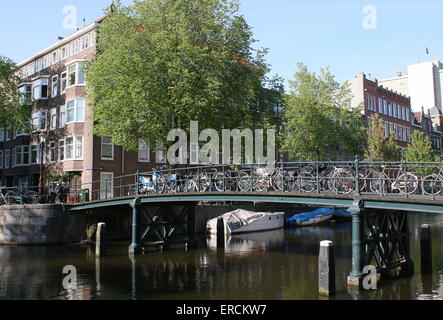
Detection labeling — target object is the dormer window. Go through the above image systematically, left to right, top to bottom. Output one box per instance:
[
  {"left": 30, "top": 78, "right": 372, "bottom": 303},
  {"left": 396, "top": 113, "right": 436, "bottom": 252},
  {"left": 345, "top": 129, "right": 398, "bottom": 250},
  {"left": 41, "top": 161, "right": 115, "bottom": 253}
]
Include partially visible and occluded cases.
[{"left": 31, "top": 77, "right": 49, "bottom": 100}]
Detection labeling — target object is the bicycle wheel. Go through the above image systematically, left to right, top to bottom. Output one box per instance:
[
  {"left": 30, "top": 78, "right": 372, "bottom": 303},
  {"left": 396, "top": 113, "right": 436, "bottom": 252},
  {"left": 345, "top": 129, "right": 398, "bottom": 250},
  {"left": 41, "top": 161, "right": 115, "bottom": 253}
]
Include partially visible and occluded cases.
[
  {"left": 330, "top": 170, "right": 354, "bottom": 194},
  {"left": 272, "top": 171, "right": 290, "bottom": 192},
  {"left": 368, "top": 171, "right": 388, "bottom": 196},
  {"left": 213, "top": 172, "right": 227, "bottom": 192},
  {"left": 237, "top": 172, "right": 252, "bottom": 192},
  {"left": 297, "top": 172, "right": 316, "bottom": 193},
  {"left": 396, "top": 173, "right": 419, "bottom": 195},
  {"left": 196, "top": 174, "right": 211, "bottom": 192},
  {"left": 422, "top": 174, "right": 442, "bottom": 196},
  {"left": 155, "top": 176, "right": 166, "bottom": 194},
  {"left": 254, "top": 177, "right": 269, "bottom": 192},
  {"left": 24, "top": 191, "right": 39, "bottom": 204},
  {"left": 5, "top": 192, "right": 16, "bottom": 205}
]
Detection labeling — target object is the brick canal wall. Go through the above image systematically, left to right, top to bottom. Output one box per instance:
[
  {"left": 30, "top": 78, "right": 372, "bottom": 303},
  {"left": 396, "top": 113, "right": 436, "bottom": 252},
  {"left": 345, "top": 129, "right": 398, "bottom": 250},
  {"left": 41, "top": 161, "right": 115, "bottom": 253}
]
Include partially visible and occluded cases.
[{"left": 0, "top": 203, "right": 313, "bottom": 245}]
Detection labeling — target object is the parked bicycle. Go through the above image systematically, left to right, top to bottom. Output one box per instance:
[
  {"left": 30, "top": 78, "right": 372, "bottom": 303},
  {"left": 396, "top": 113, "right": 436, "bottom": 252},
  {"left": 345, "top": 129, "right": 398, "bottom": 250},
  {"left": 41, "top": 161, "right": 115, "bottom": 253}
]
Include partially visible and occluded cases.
[
  {"left": 367, "top": 164, "right": 419, "bottom": 196},
  {"left": 422, "top": 166, "right": 443, "bottom": 196}
]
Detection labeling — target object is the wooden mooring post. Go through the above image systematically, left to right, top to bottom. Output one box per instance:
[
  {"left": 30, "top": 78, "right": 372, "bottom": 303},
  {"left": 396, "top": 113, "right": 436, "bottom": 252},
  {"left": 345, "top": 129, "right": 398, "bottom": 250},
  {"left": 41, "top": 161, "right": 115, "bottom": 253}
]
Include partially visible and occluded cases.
[
  {"left": 217, "top": 217, "right": 225, "bottom": 249},
  {"left": 96, "top": 222, "right": 107, "bottom": 257},
  {"left": 420, "top": 224, "right": 432, "bottom": 275},
  {"left": 319, "top": 240, "right": 336, "bottom": 296}
]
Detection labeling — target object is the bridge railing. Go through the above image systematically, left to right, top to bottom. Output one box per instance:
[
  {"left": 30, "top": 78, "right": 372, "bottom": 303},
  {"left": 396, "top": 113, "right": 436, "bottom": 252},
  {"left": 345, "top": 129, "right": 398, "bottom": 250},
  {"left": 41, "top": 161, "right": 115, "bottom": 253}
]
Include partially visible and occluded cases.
[{"left": 2, "top": 161, "right": 443, "bottom": 206}]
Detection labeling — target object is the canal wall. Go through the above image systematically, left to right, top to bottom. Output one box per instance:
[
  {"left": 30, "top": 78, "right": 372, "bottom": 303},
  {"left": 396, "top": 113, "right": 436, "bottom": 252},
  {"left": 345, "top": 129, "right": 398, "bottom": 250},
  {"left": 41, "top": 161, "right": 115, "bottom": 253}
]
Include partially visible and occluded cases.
[{"left": 0, "top": 204, "right": 132, "bottom": 245}]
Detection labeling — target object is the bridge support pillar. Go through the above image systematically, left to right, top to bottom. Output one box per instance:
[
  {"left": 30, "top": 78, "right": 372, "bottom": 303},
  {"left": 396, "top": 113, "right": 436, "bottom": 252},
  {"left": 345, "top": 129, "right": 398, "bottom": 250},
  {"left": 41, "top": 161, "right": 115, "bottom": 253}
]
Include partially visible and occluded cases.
[
  {"left": 129, "top": 198, "right": 142, "bottom": 256},
  {"left": 347, "top": 201, "right": 364, "bottom": 288},
  {"left": 348, "top": 202, "right": 414, "bottom": 289}
]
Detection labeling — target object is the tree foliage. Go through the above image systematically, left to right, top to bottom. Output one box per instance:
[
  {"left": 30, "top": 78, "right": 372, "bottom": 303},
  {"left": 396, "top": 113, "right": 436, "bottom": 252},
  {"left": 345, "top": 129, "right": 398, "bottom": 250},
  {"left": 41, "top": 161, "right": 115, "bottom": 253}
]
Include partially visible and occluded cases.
[
  {"left": 85, "top": 0, "right": 282, "bottom": 151},
  {"left": 0, "top": 55, "right": 30, "bottom": 128},
  {"left": 281, "top": 63, "right": 366, "bottom": 161},
  {"left": 365, "top": 113, "right": 401, "bottom": 162},
  {"left": 403, "top": 130, "right": 439, "bottom": 175}
]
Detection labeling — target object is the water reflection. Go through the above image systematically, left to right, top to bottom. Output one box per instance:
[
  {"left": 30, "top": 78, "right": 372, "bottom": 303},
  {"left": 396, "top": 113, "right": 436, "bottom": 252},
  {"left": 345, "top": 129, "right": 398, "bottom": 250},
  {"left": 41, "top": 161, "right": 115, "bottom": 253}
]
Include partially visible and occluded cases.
[
  {"left": 0, "top": 213, "right": 442, "bottom": 300},
  {"left": 206, "top": 229, "right": 285, "bottom": 255}
]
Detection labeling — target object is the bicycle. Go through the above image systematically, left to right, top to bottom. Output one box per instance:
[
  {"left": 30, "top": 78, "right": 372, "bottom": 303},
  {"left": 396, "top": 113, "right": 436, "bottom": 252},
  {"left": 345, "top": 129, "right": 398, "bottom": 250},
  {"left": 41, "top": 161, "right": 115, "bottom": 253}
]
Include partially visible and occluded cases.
[
  {"left": 367, "top": 164, "right": 419, "bottom": 196},
  {"left": 422, "top": 167, "right": 443, "bottom": 196},
  {"left": 128, "top": 169, "right": 166, "bottom": 196},
  {"left": 0, "top": 187, "right": 16, "bottom": 205}
]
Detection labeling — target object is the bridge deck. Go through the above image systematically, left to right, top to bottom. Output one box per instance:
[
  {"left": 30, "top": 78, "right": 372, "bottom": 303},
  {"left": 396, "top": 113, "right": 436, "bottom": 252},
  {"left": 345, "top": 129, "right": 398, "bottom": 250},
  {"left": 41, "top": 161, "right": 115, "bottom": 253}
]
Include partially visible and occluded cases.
[{"left": 65, "top": 192, "right": 443, "bottom": 214}]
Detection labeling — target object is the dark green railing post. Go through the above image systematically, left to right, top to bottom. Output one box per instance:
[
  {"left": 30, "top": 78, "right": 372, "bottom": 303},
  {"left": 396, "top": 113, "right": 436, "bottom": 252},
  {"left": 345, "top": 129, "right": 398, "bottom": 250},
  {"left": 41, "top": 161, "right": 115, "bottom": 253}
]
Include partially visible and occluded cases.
[
  {"left": 354, "top": 156, "right": 361, "bottom": 197},
  {"left": 316, "top": 161, "right": 320, "bottom": 194},
  {"left": 403, "top": 161, "right": 409, "bottom": 199},
  {"left": 222, "top": 165, "right": 226, "bottom": 192},
  {"left": 135, "top": 170, "right": 140, "bottom": 196},
  {"left": 129, "top": 198, "right": 142, "bottom": 256},
  {"left": 347, "top": 200, "right": 364, "bottom": 288}
]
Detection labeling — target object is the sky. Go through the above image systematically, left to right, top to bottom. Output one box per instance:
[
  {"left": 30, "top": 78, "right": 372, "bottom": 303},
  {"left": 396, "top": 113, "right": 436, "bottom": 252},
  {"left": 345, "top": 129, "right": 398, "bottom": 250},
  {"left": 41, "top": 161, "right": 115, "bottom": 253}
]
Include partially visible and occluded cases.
[{"left": 1, "top": 0, "right": 443, "bottom": 87}]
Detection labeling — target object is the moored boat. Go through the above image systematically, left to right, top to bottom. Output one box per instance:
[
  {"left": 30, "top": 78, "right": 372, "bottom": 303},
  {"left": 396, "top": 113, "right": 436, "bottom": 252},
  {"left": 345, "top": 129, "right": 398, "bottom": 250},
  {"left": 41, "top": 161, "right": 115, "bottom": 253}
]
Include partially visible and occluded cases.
[
  {"left": 287, "top": 208, "right": 334, "bottom": 227},
  {"left": 206, "top": 209, "right": 285, "bottom": 235}
]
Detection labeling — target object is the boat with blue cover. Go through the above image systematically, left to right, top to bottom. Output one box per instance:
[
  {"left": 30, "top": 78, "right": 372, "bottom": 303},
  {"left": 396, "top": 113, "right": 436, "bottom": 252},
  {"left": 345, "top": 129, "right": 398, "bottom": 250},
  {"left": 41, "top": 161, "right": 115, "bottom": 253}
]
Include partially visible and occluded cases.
[{"left": 287, "top": 208, "right": 351, "bottom": 227}]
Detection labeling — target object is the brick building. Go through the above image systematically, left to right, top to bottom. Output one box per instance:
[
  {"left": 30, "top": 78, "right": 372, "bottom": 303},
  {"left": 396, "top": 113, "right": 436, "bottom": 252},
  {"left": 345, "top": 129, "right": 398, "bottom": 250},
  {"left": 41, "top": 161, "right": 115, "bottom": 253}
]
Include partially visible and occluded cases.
[
  {"left": 0, "top": 17, "right": 166, "bottom": 199},
  {"left": 349, "top": 72, "right": 413, "bottom": 150}
]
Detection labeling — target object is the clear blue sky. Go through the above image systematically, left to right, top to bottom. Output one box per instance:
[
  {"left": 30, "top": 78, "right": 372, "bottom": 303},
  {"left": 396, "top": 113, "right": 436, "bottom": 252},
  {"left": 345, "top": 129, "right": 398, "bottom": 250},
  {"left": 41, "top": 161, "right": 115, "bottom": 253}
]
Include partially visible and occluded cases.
[{"left": 1, "top": 0, "right": 442, "bottom": 86}]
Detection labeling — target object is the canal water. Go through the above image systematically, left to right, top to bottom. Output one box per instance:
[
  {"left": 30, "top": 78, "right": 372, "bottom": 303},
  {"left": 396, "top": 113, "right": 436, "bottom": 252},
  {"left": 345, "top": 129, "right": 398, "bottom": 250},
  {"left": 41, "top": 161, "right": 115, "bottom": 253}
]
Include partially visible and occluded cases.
[{"left": 0, "top": 213, "right": 442, "bottom": 300}]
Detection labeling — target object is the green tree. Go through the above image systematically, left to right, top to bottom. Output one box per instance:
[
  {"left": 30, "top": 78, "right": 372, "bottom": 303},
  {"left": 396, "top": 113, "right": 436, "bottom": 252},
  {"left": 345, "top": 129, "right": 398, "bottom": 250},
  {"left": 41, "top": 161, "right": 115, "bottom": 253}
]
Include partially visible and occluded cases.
[
  {"left": 85, "top": 0, "right": 281, "bottom": 151},
  {"left": 0, "top": 55, "right": 30, "bottom": 128},
  {"left": 281, "top": 63, "right": 366, "bottom": 161},
  {"left": 365, "top": 113, "right": 401, "bottom": 161},
  {"left": 403, "top": 130, "right": 438, "bottom": 175}
]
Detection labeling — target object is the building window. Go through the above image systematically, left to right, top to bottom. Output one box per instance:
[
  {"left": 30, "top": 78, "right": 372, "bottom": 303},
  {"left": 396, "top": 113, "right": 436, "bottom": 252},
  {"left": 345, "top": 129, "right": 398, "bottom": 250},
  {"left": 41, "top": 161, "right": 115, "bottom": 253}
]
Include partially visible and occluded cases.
[
  {"left": 81, "top": 35, "right": 90, "bottom": 50},
  {"left": 70, "top": 41, "right": 78, "bottom": 56},
  {"left": 62, "top": 47, "right": 68, "bottom": 59},
  {"left": 52, "top": 51, "right": 59, "bottom": 64},
  {"left": 67, "top": 62, "right": 85, "bottom": 87},
  {"left": 67, "top": 65, "right": 76, "bottom": 87},
  {"left": 61, "top": 72, "right": 67, "bottom": 93},
  {"left": 51, "top": 75, "right": 59, "bottom": 97},
  {"left": 32, "top": 78, "right": 49, "bottom": 100},
  {"left": 18, "top": 84, "right": 32, "bottom": 105},
  {"left": 66, "top": 99, "right": 85, "bottom": 123},
  {"left": 60, "top": 105, "right": 66, "bottom": 128},
  {"left": 50, "top": 108, "right": 57, "bottom": 130},
  {"left": 406, "top": 109, "right": 410, "bottom": 122},
  {"left": 32, "top": 110, "right": 48, "bottom": 132},
  {"left": 15, "top": 122, "right": 30, "bottom": 137},
  {"left": 0, "top": 128, "right": 5, "bottom": 142},
  {"left": 6, "top": 128, "right": 12, "bottom": 141},
  {"left": 64, "top": 136, "right": 83, "bottom": 160},
  {"left": 101, "top": 136, "right": 114, "bottom": 160},
  {"left": 58, "top": 140, "right": 65, "bottom": 161},
  {"left": 138, "top": 141, "right": 150, "bottom": 163},
  {"left": 49, "top": 142, "right": 56, "bottom": 163},
  {"left": 30, "top": 145, "right": 38, "bottom": 164},
  {"left": 156, "top": 145, "right": 167, "bottom": 164},
  {"left": 13, "top": 146, "right": 29, "bottom": 167},
  {"left": 4, "top": 150, "right": 10, "bottom": 169},
  {"left": 0, "top": 151, "right": 3, "bottom": 169},
  {"left": 100, "top": 173, "right": 114, "bottom": 200}
]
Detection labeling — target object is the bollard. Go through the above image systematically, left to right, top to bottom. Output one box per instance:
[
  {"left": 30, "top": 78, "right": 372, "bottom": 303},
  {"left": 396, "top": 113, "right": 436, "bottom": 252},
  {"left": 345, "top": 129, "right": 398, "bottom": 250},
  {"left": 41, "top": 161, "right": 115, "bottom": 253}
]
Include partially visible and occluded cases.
[
  {"left": 217, "top": 217, "right": 225, "bottom": 249},
  {"left": 96, "top": 223, "right": 107, "bottom": 257},
  {"left": 420, "top": 224, "right": 432, "bottom": 275},
  {"left": 319, "top": 240, "right": 336, "bottom": 296}
]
